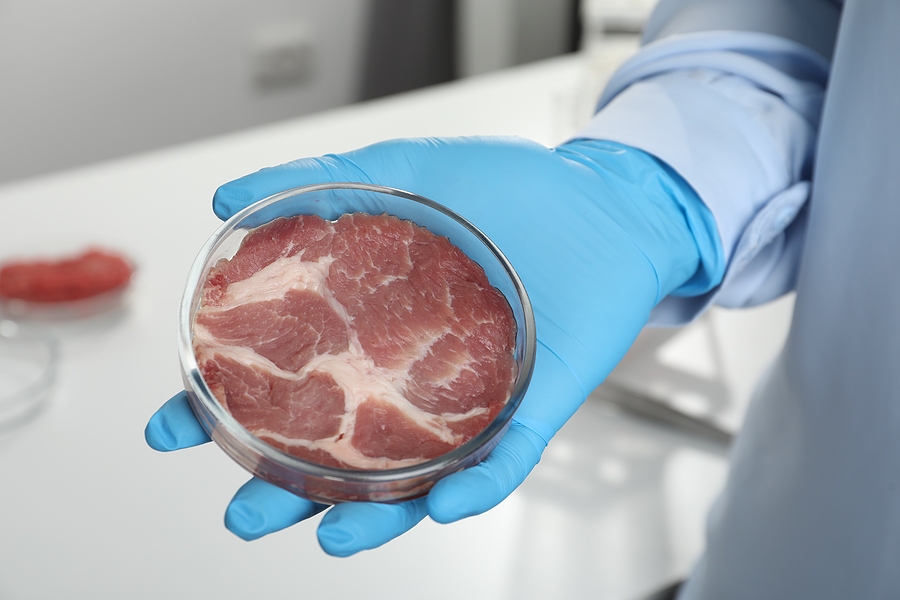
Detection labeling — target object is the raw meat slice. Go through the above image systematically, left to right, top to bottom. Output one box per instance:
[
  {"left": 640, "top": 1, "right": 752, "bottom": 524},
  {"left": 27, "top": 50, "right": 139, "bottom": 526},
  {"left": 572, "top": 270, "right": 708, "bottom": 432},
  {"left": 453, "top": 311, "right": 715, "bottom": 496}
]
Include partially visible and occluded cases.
[
  {"left": 194, "top": 212, "right": 517, "bottom": 470},
  {"left": 203, "top": 215, "right": 333, "bottom": 306},
  {"left": 0, "top": 248, "right": 132, "bottom": 303},
  {"left": 197, "top": 289, "right": 349, "bottom": 372},
  {"left": 202, "top": 355, "right": 345, "bottom": 442},
  {"left": 351, "top": 399, "right": 457, "bottom": 461}
]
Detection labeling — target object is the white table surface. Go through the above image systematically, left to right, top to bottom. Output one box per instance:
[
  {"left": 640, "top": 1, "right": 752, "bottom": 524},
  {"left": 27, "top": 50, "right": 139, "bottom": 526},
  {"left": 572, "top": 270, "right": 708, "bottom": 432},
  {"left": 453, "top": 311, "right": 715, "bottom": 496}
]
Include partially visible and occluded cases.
[{"left": 0, "top": 46, "right": 793, "bottom": 600}]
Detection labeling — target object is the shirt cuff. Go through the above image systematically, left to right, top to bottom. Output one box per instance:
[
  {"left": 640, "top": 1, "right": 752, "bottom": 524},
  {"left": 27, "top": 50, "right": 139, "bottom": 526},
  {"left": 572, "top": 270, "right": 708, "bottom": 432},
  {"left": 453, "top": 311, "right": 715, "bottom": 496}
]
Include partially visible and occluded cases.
[{"left": 574, "top": 31, "right": 828, "bottom": 325}]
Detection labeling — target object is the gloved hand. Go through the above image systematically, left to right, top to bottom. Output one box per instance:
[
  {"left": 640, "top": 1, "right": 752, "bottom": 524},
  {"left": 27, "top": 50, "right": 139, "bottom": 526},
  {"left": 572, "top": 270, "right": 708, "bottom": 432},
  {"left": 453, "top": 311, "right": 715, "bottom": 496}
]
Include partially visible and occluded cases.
[{"left": 146, "top": 136, "right": 723, "bottom": 556}]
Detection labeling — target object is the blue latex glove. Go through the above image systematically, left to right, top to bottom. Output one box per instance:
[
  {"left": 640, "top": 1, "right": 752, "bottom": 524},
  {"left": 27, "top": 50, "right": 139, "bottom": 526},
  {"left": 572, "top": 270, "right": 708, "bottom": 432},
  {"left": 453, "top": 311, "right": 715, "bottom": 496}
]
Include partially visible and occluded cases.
[{"left": 146, "top": 136, "right": 723, "bottom": 556}]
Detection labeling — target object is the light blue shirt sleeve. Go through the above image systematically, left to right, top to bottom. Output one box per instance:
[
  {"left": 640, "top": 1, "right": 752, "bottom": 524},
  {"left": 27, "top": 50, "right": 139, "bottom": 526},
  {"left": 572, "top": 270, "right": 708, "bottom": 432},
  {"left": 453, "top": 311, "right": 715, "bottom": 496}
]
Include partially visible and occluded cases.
[{"left": 575, "top": 17, "right": 836, "bottom": 325}]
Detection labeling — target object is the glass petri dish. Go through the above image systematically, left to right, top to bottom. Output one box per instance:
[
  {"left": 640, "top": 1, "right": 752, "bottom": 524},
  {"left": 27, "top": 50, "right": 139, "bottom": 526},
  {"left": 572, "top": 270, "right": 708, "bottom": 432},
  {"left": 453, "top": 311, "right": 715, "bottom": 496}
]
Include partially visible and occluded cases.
[
  {"left": 178, "top": 182, "right": 536, "bottom": 504},
  {"left": 0, "top": 320, "right": 59, "bottom": 431}
]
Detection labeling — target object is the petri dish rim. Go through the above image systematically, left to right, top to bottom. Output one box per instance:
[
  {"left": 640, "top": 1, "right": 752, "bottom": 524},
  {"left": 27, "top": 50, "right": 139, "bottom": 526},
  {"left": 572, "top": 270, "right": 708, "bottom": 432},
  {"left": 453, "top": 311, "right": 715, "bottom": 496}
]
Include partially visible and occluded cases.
[
  {"left": 178, "top": 182, "right": 536, "bottom": 489},
  {"left": 0, "top": 320, "right": 59, "bottom": 430}
]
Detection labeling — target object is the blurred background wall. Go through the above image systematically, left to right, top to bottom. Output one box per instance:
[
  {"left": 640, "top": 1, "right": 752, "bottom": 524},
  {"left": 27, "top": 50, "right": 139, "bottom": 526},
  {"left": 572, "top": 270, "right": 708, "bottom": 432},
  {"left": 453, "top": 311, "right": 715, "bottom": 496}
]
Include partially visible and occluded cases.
[
  {"left": 0, "top": 0, "right": 653, "bottom": 185},
  {"left": 0, "top": 0, "right": 370, "bottom": 183}
]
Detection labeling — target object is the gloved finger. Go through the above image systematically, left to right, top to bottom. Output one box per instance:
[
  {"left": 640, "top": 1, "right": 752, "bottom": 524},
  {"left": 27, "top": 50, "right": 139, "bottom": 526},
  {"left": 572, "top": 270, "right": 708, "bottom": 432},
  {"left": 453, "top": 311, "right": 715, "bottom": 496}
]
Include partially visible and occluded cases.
[
  {"left": 211, "top": 138, "right": 460, "bottom": 220},
  {"left": 212, "top": 154, "right": 373, "bottom": 220},
  {"left": 144, "top": 391, "right": 211, "bottom": 451},
  {"left": 426, "top": 421, "right": 547, "bottom": 524},
  {"left": 224, "top": 477, "right": 328, "bottom": 541},
  {"left": 317, "top": 497, "right": 428, "bottom": 557}
]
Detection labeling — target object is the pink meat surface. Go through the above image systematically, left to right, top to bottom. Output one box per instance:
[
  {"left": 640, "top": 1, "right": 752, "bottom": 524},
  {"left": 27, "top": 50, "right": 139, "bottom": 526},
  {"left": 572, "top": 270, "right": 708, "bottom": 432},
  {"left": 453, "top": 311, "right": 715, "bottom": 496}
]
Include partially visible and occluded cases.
[{"left": 193, "top": 213, "right": 517, "bottom": 469}]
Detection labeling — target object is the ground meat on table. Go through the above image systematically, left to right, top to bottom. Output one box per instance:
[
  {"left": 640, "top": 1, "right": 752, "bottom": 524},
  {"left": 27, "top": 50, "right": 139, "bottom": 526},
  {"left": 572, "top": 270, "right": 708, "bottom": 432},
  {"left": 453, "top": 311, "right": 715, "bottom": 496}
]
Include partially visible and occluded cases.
[
  {"left": 194, "top": 212, "right": 517, "bottom": 470},
  {"left": 0, "top": 249, "right": 133, "bottom": 303}
]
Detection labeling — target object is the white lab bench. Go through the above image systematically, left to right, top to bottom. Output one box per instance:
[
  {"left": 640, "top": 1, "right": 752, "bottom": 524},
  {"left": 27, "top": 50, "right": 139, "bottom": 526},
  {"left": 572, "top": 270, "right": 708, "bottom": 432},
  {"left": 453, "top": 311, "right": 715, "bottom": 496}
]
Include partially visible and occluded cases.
[{"left": 0, "top": 46, "right": 793, "bottom": 600}]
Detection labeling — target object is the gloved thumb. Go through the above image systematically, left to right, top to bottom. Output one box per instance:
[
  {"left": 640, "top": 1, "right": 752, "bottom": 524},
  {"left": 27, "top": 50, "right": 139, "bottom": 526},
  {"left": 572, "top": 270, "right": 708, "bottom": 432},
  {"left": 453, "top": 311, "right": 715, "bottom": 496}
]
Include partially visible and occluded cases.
[{"left": 425, "top": 345, "right": 586, "bottom": 523}]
